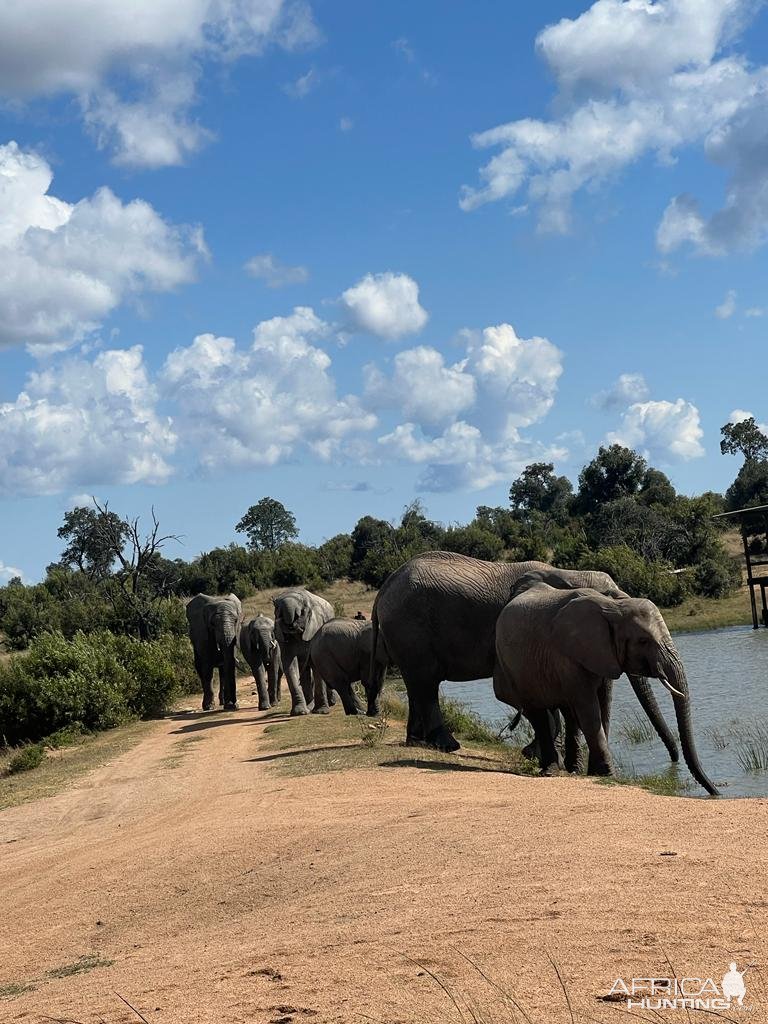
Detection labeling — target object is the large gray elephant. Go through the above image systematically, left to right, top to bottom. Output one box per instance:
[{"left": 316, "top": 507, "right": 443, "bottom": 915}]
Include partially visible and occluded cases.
[
  {"left": 371, "top": 551, "right": 676, "bottom": 756},
  {"left": 494, "top": 578, "right": 719, "bottom": 795},
  {"left": 273, "top": 588, "right": 335, "bottom": 716},
  {"left": 186, "top": 593, "right": 242, "bottom": 711},
  {"left": 239, "top": 614, "right": 283, "bottom": 711},
  {"left": 310, "top": 618, "right": 389, "bottom": 717}
]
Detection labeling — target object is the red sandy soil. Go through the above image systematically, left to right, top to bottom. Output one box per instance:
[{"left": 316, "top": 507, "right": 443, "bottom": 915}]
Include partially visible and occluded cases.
[{"left": 1, "top": 679, "right": 767, "bottom": 1024}]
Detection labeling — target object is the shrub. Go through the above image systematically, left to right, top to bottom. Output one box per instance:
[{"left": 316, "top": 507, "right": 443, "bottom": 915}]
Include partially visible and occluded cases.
[
  {"left": 580, "top": 545, "right": 687, "bottom": 606},
  {"left": 692, "top": 555, "right": 741, "bottom": 599},
  {"left": 0, "top": 631, "right": 199, "bottom": 746},
  {"left": 8, "top": 743, "right": 45, "bottom": 774}
]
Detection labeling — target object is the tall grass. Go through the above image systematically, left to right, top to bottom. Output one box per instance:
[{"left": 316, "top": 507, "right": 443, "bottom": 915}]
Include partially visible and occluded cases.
[
  {"left": 617, "top": 711, "right": 655, "bottom": 745},
  {"left": 734, "top": 722, "right": 768, "bottom": 772}
]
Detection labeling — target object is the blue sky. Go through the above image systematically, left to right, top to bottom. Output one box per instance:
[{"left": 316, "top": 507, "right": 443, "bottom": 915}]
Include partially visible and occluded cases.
[{"left": 2, "top": 0, "right": 768, "bottom": 581}]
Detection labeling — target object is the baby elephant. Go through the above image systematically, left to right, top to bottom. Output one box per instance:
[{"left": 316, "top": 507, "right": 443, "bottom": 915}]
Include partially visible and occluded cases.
[
  {"left": 494, "top": 580, "right": 718, "bottom": 795},
  {"left": 240, "top": 615, "right": 283, "bottom": 711},
  {"left": 309, "top": 618, "right": 388, "bottom": 717}
]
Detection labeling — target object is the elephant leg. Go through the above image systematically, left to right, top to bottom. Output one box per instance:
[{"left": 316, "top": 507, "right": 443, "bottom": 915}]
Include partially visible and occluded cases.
[
  {"left": 285, "top": 654, "right": 310, "bottom": 716},
  {"left": 197, "top": 656, "right": 215, "bottom": 712},
  {"left": 267, "top": 662, "right": 280, "bottom": 706},
  {"left": 300, "top": 662, "right": 314, "bottom": 707},
  {"left": 365, "top": 662, "right": 385, "bottom": 718},
  {"left": 253, "top": 663, "right": 270, "bottom": 711},
  {"left": 272, "top": 666, "right": 283, "bottom": 705},
  {"left": 311, "top": 669, "right": 332, "bottom": 715},
  {"left": 628, "top": 674, "right": 679, "bottom": 762},
  {"left": 406, "top": 675, "right": 459, "bottom": 752},
  {"left": 600, "top": 680, "right": 612, "bottom": 739},
  {"left": 332, "top": 682, "right": 364, "bottom": 716},
  {"left": 327, "top": 687, "right": 338, "bottom": 707},
  {"left": 574, "top": 693, "right": 613, "bottom": 776},
  {"left": 562, "top": 707, "right": 584, "bottom": 774},
  {"left": 521, "top": 708, "right": 560, "bottom": 762},
  {"left": 527, "top": 708, "right": 562, "bottom": 775}
]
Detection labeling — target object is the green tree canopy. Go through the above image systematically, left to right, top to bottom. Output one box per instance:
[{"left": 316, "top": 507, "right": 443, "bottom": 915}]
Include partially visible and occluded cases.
[
  {"left": 720, "top": 417, "right": 768, "bottom": 462},
  {"left": 574, "top": 445, "right": 647, "bottom": 515},
  {"left": 725, "top": 459, "right": 768, "bottom": 511},
  {"left": 509, "top": 463, "right": 573, "bottom": 522},
  {"left": 638, "top": 468, "right": 677, "bottom": 507},
  {"left": 235, "top": 497, "right": 299, "bottom": 551},
  {"left": 57, "top": 505, "right": 128, "bottom": 579}
]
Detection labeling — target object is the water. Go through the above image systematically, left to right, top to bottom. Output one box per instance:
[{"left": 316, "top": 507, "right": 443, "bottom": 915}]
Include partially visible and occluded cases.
[{"left": 442, "top": 625, "right": 768, "bottom": 799}]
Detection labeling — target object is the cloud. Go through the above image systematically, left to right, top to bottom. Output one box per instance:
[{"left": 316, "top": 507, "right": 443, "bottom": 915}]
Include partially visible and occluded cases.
[
  {"left": 461, "top": 0, "right": 768, "bottom": 253},
  {"left": 0, "top": 1, "right": 321, "bottom": 167},
  {"left": 283, "top": 67, "right": 320, "bottom": 98},
  {"left": 339, "top": 116, "right": 354, "bottom": 132},
  {"left": 0, "top": 141, "right": 204, "bottom": 352},
  {"left": 244, "top": 253, "right": 309, "bottom": 288},
  {"left": 340, "top": 272, "right": 428, "bottom": 340},
  {"left": 715, "top": 289, "right": 737, "bottom": 319},
  {"left": 745, "top": 306, "right": 765, "bottom": 317},
  {"left": 161, "top": 307, "right": 376, "bottom": 470},
  {"left": 373, "top": 322, "right": 565, "bottom": 491},
  {"left": 0, "top": 346, "right": 176, "bottom": 497},
  {"left": 364, "top": 346, "right": 475, "bottom": 428},
  {"left": 592, "top": 372, "right": 650, "bottom": 410},
  {"left": 607, "top": 397, "right": 705, "bottom": 462},
  {"left": 728, "top": 408, "right": 768, "bottom": 434},
  {"left": 321, "top": 480, "right": 372, "bottom": 492},
  {"left": 0, "top": 562, "right": 25, "bottom": 584}
]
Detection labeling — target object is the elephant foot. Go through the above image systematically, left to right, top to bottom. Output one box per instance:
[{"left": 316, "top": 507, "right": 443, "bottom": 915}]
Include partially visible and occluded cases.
[
  {"left": 327, "top": 691, "right": 338, "bottom": 707},
  {"left": 269, "top": 699, "right": 280, "bottom": 708},
  {"left": 202, "top": 700, "right": 214, "bottom": 712},
  {"left": 224, "top": 701, "right": 239, "bottom": 711},
  {"left": 257, "top": 702, "right": 270, "bottom": 712},
  {"left": 290, "top": 704, "right": 310, "bottom": 717},
  {"left": 311, "top": 704, "right": 331, "bottom": 715},
  {"left": 425, "top": 727, "right": 461, "bottom": 753},
  {"left": 521, "top": 740, "right": 539, "bottom": 761},
  {"left": 587, "top": 761, "right": 613, "bottom": 777},
  {"left": 540, "top": 764, "right": 565, "bottom": 778}
]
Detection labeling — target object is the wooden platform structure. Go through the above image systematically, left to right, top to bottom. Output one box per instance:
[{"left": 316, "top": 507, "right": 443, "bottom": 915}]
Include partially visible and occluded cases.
[{"left": 713, "top": 503, "right": 768, "bottom": 629}]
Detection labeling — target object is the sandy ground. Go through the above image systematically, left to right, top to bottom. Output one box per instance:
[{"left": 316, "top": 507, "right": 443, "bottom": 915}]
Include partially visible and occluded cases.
[{"left": 2, "top": 680, "right": 767, "bottom": 1024}]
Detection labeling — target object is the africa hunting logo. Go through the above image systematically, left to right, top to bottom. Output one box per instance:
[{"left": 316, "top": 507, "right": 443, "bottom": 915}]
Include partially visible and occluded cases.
[{"left": 608, "top": 963, "right": 749, "bottom": 1011}]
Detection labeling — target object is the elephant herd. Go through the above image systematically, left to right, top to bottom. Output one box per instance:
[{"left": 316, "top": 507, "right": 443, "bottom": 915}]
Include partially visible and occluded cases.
[{"left": 186, "top": 550, "right": 719, "bottom": 795}]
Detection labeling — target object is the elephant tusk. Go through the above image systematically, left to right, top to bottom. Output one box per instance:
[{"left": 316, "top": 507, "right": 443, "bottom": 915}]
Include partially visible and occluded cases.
[{"left": 658, "top": 675, "right": 686, "bottom": 699}]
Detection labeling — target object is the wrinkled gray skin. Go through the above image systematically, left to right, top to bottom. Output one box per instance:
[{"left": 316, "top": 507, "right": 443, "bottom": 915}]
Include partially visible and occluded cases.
[
  {"left": 371, "top": 551, "right": 677, "bottom": 757},
  {"left": 511, "top": 567, "right": 678, "bottom": 769},
  {"left": 494, "top": 578, "right": 719, "bottom": 795},
  {"left": 273, "top": 588, "right": 336, "bottom": 716},
  {"left": 186, "top": 593, "right": 242, "bottom": 711},
  {"left": 239, "top": 615, "right": 283, "bottom": 711},
  {"left": 310, "top": 618, "right": 389, "bottom": 716}
]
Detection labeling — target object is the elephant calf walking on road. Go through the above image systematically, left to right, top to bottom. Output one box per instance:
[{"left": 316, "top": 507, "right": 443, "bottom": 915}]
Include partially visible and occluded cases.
[
  {"left": 494, "top": 578, "right": 719, "bottom": 795},
  {"left": 186, "top": 593, "right": 242, "bottom": 711},
  {"left": 240, "top": 615, "right": 283, "bottom": 711},
  {"left": 310, "top": 618, "right": 388, "bottom": 717}
]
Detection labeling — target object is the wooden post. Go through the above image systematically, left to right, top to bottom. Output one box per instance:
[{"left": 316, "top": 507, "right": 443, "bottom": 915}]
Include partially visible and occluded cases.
[{"left": 741, "top": 521, "right": 759, "bottom": 630}]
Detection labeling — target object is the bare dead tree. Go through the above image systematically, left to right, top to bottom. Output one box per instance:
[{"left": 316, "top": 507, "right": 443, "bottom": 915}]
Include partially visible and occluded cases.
[{"left": 92, "top": 499, "right": 182, "bottom": 640}]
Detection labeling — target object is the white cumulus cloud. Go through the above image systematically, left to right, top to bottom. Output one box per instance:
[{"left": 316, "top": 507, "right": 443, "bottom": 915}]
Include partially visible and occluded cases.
[
  {"left": 0, "top": 0, "right": 321, "bottom": 167},
  {"left": 461, "top": 0, "right": 768, "bottom": 254},
  {"left": 0, "top": 141, "right": 204, "bottom": 352},
  {"left": 244, "top": 252, "right": 309, "bottom": 288},
  {"left": 341, "top": 272, "right": 429, "bottom": 341},
  {"left": 715, "top": 289, "right": 737, "bottom": 319},
  {"left": 162, "top": 307, "right": 376, "bottom": 469},
  {"left": 373, "top": 323, "right": 565, "bottom": 491},
  {"left": 0, "top": 346, "right": 176, "bottom": 496},
  {"left": 592, "top": 372, "right": 651, "bottom": 409},
  {"left": 607, "top": 397, "right": 705, "bottom": 462},
  {"left": 0, "top": 562, "right": 26, "bottom": 584}
]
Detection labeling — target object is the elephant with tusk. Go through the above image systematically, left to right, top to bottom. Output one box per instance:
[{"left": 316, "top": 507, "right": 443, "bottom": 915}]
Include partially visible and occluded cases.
[
  {"left": 494, "top": 576, "right": 719, "bottom": 795},
  {"left": 273, "top": 588, "right": 336, "bottom": 716}
]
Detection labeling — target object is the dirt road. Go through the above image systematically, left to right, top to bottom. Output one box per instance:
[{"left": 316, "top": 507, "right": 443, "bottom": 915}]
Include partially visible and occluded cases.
[{"left": 2, "top": 680, "right": 767, "bottom": 1024}]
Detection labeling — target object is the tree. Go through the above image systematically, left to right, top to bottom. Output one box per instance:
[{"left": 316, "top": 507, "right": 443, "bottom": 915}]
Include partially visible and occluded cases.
[
  {"left": 720, "top": 417, "right": 768, "bottom": 462},
  {"left": 574, "top": 445, "right": 647, "bottom": 515},
  {"left": 725, "top": 459, "right": 768, "bottom": 511},
  {"left": 509, "top": 463, "right": 573, "bottom": 522},
  {"left": 638, "top": 468, "right": 676, "bottom": 507},
  {"left": 235, "top": 497, "right": 299, "bottom": 551},
  {"left": 92, "top": 501, "right": 181, "bottom": 640},
  {"left": 57, "top": 505, "right": 128, "bottom": 579}
]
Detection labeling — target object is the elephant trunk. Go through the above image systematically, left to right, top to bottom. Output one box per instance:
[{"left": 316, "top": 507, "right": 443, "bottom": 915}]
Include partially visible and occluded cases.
[
  {"left": 661, "top": 645, "right": 718, "bottom": 796},
  {"left": 628, "top": 675, "right": 679, "bottom": 762}
]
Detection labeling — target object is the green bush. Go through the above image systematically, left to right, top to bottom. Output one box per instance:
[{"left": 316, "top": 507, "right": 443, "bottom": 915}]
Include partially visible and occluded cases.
[
  {"left": 580, "top": 545, "right": 687, "bottom": 606},
  {"left": 692, "top": 555, "right": 741, "bottom": 599},
  {"left": 0, "top": 631, "right": 199, "bottom": 746},
  {"left": 8, "top": 743, "right": 45, "bottom": 774}
]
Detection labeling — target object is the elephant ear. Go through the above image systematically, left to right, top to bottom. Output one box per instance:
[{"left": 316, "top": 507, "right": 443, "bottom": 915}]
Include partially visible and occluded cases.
[
  {"left": 552, "top": 592, "right": 625, "bottom": 680},
  {"left": 301, "top": 601, "right": 325, "bottom": 642}
]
